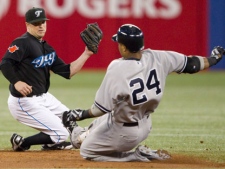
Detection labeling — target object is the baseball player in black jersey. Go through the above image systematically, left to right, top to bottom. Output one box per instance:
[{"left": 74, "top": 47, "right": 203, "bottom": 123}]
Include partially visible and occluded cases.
[
  {"left": 0, "top": 7, "right": 95, "bottom": 151},
  {"left": 62, "top": 24, "right": 225, "bottom": 161}
]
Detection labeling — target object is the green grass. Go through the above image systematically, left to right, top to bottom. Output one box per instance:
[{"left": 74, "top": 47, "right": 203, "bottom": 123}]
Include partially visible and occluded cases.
[{"left": 0, "top": 70, "right": 225, "bottom": 164}]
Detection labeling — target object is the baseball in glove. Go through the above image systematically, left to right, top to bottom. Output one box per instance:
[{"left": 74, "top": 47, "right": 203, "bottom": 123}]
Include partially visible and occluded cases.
[{"left": 80, "top": 23, "right": 103, "bottom": 54}]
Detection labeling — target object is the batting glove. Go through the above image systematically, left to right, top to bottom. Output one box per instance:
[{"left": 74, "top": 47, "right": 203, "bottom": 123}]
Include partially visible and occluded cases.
[
  {"left": 211, "top": 46, "right": 225, "bottom": 61},
  {"left": 70, "top": 109, "right": 84, "bottom": 121}
]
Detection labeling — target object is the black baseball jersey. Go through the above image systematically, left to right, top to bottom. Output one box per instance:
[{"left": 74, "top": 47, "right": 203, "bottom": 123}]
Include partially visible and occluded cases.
[{"left": 1, "top": 32, "right": 70, "bottom": 97}]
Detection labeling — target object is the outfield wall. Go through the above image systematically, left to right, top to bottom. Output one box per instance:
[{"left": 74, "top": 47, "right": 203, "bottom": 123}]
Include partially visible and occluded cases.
[
  {"left": 0, "top": 0, "right": 224, "bottom": 69},
  {"left": 209, "top": 0, "right": 225, "bottom": 70}
]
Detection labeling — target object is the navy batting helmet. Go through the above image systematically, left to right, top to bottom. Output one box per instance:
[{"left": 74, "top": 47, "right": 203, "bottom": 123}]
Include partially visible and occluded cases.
[{"left": 112, "top": 24, "right": 144, "bottom": 53}]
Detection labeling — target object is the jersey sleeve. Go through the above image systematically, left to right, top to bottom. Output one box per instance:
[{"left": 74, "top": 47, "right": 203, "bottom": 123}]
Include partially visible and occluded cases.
[
  {"left": 3, "top": 38, "right": 28, "bottom": 62},
  {"left": 1, "top": 39, "right": 28, "bottom": 84},
  {"left": 148, "top": 49, "right": 187, "bottom": 74},
  {"left": 51, "top": 57, "right": 70, "bottom": 79},
  {"left": 0, "top": 60, "right": 20, "bottom": 85},
  {"left": 94, "top": 60, "right": 119, "bottom": 113}
]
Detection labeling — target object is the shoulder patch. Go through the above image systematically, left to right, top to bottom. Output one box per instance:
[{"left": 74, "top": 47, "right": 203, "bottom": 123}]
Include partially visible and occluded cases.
[{"left": 8, "top": 45, "right": 19, "bottom": 53}]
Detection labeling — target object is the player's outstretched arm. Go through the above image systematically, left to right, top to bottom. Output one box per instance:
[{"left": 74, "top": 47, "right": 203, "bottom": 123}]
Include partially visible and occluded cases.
[
  {"left": 69, "top": 23, "right": 103, "bottom": 78},
  {"left": 183, "top": 46, "right": 225, "bottom": 74},
  {"left": 207, "top": 46, "right": 225, "bottom": 67},
  {"left": 69, "top": 47, "right": 93, "bottom": 78},
  {"left": 68, "top": 104, "right": 105, "bottom": 121}
]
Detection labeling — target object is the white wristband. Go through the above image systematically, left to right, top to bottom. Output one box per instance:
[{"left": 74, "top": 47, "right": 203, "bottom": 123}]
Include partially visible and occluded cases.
[{"left": 196, "top": 56, "right": 205, "bottom": 70}]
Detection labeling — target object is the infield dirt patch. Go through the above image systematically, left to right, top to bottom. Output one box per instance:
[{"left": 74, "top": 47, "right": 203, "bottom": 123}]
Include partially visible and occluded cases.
[{"left": 0, "top": 150, "right": 224, "bottom": 168}]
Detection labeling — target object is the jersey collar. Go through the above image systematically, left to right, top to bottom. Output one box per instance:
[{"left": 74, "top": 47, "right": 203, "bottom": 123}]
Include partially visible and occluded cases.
[{"left": 124, "top": 58, "right": 140, "bottom": 61}]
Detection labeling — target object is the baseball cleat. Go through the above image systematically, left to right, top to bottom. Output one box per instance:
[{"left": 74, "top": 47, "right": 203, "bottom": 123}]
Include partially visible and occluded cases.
[
  {"left": 62, "top": 110, "right": 78, "bottom": 134},
  {"left": 10, "top": 133, "right": 25, "bottom": 151},
  {"left": 41, "top": 141, "right": 73, "bottom": 150},
  {"left": 136, "top": 145, "right": 171, "bottom": 161}
]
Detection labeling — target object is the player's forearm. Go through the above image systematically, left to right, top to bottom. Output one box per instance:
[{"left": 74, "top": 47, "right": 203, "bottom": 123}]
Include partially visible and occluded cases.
[
  {"left": 183, "top": 46, "right": 224, "bottom": 74},
  {"left": 202, "top": 46, "right": 224, "bottom": 70},
  {"left": 69, "top": 48, "right": 93, "bottom": 78},
  {"left": 69, "top": 55, "right": 90, "bottom": 77},
  {"left": 183, "top": 55, "right": 221, "bottom": 74},
  {"left": 197, "top": 56, "right": 219, "bottom": 70},
  {"left": 1, "top": 60, "right": 20, "bottom": 85},
  {"left": 75, "top": 104, "right": 105, "bottom": 121},
  {"left": 81, "top": 104, "right": 105, "bottom": 119},
  {"left": 80, "top": 109, "right": 94, "bottom": 119}
]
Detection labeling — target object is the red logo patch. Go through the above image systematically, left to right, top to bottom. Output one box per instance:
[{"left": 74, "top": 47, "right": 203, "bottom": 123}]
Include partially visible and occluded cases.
[{"left": 8, "top": 45, "right": 19, "bottom": 53}]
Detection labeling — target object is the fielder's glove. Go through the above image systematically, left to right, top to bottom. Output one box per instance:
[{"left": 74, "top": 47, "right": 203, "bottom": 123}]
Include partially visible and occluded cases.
[
  {"left": 80, "top": 22, "right": 103, "bottom": 54},
  {"left": 210, "top": 46, "right": 225, "bottom": 63}
]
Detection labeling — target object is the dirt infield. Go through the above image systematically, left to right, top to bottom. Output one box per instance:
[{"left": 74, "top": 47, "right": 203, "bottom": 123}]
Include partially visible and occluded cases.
[{"left": 0, "top": 150, "right": 224, "bottom": 168}]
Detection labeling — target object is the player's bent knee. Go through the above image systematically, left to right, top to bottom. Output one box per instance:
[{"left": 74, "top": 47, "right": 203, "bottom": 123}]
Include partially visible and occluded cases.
[
  {"left": 71, "top": 126, "right": 88, "bottom": 148},
  {"left": 50, "top": 127, "right": 70, "bottom": 143},
  {"left": 61, "top": 127, "right": 70, "bottom": 140}
]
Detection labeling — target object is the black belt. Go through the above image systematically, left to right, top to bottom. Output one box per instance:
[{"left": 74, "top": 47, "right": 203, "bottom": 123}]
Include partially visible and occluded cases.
[
  {"left": 11, "top": 93, "right": 43, "bottom": 98},
  {"left": 27, "top": 93, "right": 43, "bottom": 97},
  {"left": 123, "top": 122, "right": 138, "bottom": 127}
]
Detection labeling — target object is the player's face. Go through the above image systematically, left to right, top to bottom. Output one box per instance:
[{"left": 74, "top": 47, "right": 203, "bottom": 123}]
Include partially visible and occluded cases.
[
  {"left": 26, "top": 20, "right": 47, "bottom": 40},
  {"left": 118, "top": 43, "right": 126, "bottom": 57},
  {"left": 118, "top": 43, "right": 123, "bottom": 55}
]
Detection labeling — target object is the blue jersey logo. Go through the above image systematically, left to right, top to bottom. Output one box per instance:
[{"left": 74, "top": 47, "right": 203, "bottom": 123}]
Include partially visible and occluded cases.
[{"left": 32, "top": 52, "right": 56, "bottom": 68}]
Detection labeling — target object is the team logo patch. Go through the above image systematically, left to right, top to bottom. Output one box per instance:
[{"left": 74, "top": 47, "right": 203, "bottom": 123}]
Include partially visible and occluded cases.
[
  {"left": 35, "top": 10, "right": 42, "bottom": 17},
  {"left": 8, "top": 45, "right": 19, "bottom": 53},
  {"left": 32, "top": 52, "right": 56, "bottom": 68}
]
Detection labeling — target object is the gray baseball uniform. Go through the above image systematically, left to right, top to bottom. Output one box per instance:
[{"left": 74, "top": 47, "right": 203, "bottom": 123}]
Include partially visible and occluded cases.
[{"left": 76, "top": 48, "right": 186, "bottom": 161}]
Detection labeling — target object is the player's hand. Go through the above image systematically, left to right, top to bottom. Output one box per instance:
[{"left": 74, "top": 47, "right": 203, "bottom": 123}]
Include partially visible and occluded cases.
[
  {"left": 80, "top": 22, "right": 103, "bottom": 54},
  {"left": 84, "top": 46, "right": 94, "bottom": 56},
  {"left": 211, "top": 46, "right": 225, "bottom": 61},
  {"left": 14, "top": 81, "right": 32, "bottom": 97},
  {"left": 69, "top": 109, "right": 84, "bottom": 121}
]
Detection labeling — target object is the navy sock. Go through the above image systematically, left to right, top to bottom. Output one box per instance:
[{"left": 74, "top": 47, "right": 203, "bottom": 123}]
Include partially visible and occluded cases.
[{"left": 21, "top": 132, "right": 53, "bottom": 149}]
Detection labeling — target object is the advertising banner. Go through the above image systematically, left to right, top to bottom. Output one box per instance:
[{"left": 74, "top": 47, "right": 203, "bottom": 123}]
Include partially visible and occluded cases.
[{"left": 0, "top": 0, "right": 208, "bottom": 69}]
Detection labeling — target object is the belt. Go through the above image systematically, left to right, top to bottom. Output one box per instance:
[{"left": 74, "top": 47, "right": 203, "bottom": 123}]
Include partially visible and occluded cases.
[
  {"left": 11, "top": 93, "right": 43, "bottom": 98},
  {"left": 26, "top": 93, "right": 43, "bottom": 97},
  {"left": 122, "top": 115, "right": 149, "bottom": 127},
  {"left": 123, "top": 122, "right": 138, "bottom": 127}
]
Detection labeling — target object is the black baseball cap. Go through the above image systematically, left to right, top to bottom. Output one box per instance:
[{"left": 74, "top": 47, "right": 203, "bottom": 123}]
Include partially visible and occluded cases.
[
  {"left": 25, "top": 7, "right": 49, "bottom": 23},
  {"left": 112, "top": 24, "right": 144, "bottom": 53}
]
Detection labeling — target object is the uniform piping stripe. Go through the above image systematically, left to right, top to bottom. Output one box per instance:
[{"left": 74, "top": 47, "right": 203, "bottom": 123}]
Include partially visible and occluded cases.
[
  {"left": 178, "top": 55, "right": 187, "bottom": 73},
  {"left": 18, "top": 98, "right": 60, "bottom": 143},
  {"left": 94, "top": 101, "right": 111, "bottom": 113}
]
